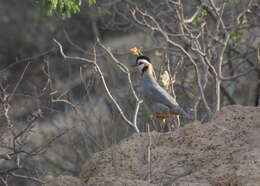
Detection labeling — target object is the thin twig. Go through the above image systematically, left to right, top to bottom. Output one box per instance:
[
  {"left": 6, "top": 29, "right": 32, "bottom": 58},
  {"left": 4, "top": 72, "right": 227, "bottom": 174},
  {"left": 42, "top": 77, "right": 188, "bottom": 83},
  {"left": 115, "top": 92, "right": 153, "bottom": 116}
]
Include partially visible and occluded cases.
[
  {"left": 54, "top": 39, "right": 95, "bottom": 64},
  {"left": 98, "top": 39, "right": 140, "bottom": 101},
  {"left": 10, "top": 62, "right": 31, "bottom": 101},
  {"left": 147, "top": 124, "right": 151, "bottom": 184},
  {"left": 10, "top": 173, "right": 46, "bottom": 184}
]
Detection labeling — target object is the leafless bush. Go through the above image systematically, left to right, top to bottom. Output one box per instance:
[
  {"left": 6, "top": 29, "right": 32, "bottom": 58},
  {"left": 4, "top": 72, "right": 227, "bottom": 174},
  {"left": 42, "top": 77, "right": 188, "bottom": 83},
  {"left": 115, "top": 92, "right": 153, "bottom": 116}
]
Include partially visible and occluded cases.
[{"left": 0, "top": 61, "right": 58, "bottom": 185}]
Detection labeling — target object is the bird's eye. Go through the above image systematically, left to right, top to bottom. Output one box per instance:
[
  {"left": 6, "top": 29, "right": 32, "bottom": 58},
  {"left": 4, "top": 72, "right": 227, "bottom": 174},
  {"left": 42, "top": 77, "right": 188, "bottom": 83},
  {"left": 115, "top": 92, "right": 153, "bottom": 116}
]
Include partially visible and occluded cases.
[{"left": 138, "top": 62, "right": 143, "bottom": 65}]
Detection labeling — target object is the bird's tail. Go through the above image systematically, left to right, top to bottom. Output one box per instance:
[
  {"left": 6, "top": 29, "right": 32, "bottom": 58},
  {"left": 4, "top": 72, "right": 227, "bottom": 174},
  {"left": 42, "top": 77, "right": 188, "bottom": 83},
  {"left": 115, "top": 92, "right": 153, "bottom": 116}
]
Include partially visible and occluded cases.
[
  {"left": 172, "top": 106, "right": 193, "bottom": 120},
  {"left": 181, "top": 110, "right": 193, "bottom": 120}
]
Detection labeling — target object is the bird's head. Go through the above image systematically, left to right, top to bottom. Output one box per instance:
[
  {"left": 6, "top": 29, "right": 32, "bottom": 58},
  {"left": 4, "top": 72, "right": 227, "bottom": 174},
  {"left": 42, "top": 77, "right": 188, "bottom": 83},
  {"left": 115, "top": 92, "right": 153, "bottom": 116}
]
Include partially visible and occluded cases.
[{"left": 132, "top": 56, "right": 151, "bottom": 74}]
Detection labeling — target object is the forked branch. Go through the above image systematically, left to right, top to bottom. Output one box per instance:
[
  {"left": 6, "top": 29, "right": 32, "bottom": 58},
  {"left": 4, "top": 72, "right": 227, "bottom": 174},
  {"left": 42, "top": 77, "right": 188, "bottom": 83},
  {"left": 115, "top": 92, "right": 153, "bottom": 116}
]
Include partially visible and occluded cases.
[{"left": 54, "top": 39, "right": 141, "bottom": 132}]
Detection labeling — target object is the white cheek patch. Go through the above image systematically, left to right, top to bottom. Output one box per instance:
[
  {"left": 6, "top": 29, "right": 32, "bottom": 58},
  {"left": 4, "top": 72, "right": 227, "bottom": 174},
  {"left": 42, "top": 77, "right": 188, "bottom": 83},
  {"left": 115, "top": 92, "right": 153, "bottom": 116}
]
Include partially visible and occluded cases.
[{"left": 138, "top": 64, "right": 145, "bottom": 72}]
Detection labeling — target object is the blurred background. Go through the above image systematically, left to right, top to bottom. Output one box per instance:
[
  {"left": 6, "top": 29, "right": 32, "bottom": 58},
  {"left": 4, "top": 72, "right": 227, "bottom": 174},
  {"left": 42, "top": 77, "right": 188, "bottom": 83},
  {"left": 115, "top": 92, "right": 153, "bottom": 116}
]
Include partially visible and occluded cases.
[{"left": 0, "top": 0, "right": 259, "bottom": 185}]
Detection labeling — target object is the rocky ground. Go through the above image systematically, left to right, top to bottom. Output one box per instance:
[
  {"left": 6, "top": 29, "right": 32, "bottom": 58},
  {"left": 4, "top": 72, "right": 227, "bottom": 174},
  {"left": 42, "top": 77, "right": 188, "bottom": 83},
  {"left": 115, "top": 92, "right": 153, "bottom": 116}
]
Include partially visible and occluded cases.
[{"left": 45, "top": 105, "right": 260, "bottom": 186}]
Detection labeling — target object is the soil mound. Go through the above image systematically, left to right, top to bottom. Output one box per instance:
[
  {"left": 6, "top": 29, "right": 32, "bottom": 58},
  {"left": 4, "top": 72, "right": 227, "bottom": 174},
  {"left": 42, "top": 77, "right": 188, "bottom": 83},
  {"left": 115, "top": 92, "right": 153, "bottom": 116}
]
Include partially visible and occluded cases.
[
  {"left": 46, "top": 105, "right": 260, "bottom": 186},
  {"left": 80, "top": 105, "right": 260, "bottom": 186}
]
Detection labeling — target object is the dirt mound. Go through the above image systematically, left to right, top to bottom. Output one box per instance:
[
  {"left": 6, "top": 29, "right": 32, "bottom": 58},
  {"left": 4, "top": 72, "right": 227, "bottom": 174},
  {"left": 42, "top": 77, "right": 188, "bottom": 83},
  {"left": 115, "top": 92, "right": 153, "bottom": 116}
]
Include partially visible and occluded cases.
[
  {"left": 79, "top": 105, "right": 260, "bottom": 186},
  {"left": 44, "top": 175, "right": 86, "bottom": 186}
]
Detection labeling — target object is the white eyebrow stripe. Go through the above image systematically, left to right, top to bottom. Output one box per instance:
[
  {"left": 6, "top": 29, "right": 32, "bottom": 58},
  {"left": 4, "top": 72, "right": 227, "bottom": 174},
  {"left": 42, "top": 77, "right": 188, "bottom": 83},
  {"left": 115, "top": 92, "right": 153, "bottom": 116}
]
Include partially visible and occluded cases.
[{"left": 137, "top": 59, "right": 150, "bottom": 64}]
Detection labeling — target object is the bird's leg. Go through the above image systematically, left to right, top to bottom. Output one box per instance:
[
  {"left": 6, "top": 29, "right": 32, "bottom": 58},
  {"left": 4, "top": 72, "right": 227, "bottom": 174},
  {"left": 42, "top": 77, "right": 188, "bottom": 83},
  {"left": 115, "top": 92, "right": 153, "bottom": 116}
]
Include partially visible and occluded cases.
[
  {"left": 171, "top": 115, "right": 181, "bottom": 130},
  {"left": 174, "top": 115, "right": 180, "bottom": 129},
  {"left": 176, "top": 115, "right": 180, "bottom": 128},
  {"left": 159, "top": 119, "right": 166, "bottom": 132},
  {"left": 166, "top": 121, "right": 172, "bottom": 132}
]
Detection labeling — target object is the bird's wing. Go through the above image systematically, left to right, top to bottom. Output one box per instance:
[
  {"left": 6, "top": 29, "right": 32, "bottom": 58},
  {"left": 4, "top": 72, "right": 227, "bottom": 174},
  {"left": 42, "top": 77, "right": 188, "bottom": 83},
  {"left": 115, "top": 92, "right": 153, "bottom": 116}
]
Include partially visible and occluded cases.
[
  {"left": 144, "top": 81, "right": 178, "bottom": 107},
  {"left": 143, "top": 82, "right": 192, "bottom": 119},
  {"left": 150, "top": 102, "right": 170, "bottom": 113}
]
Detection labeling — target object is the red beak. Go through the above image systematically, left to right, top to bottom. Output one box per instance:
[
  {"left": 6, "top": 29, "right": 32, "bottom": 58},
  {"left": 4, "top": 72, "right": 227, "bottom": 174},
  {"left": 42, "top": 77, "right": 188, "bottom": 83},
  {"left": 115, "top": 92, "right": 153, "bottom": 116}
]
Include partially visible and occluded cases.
[{"left": 132, "top": 63, "right": 138, "bottom": 67}]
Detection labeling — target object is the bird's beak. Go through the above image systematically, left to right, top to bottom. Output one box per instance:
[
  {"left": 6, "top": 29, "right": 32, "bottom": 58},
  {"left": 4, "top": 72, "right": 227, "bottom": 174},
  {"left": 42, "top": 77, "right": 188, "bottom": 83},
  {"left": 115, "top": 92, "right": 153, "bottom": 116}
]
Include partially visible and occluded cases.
[{"left": 131, "top": 63, "right": 138, "bottom": 67}]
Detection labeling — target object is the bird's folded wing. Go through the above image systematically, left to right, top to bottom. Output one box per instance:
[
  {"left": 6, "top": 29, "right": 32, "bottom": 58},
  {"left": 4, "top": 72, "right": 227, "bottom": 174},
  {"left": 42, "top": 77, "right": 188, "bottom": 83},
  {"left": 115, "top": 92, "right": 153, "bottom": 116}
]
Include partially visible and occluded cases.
[
  {"left": 144, "top": 82, "right": 178, "bottom": 107},
  {"left": 144, "top": 83, "right": 192, "bottom": 119}
]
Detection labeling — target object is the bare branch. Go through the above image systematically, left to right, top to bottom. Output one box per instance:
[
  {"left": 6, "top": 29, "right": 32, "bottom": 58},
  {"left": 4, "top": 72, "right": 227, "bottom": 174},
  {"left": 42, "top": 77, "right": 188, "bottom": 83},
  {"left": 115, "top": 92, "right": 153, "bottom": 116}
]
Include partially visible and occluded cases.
[
  {"left": 130, "top": 6, "right": 213, "bottom": 118},
  {"left": 183, "top": 7, "right": 202, "bottom": 24},
  {"left": 53, "top": 39, "right": 95, "bottom": 64},
  {"left": 54, "top": 39, "right": 141, "bottom": 133},
  {"left": 98, "top": 40, "right": 129, "bottom": 73},
  {"left": 98, "top": 40, "right": 140, "bottom": 101},
  {"left": 10, "top": 62, "right": 31, "bottom": 101},
  {"left": 10, "top": 173, "right": 46, "bottom": 184}
]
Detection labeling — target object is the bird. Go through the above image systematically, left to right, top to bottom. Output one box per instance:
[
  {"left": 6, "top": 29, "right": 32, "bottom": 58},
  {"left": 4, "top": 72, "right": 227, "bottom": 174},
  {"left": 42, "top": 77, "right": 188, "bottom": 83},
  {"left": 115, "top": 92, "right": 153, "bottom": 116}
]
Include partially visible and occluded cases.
[{"left": 132, "top": 55, "right": 192, "bottom": 131}]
